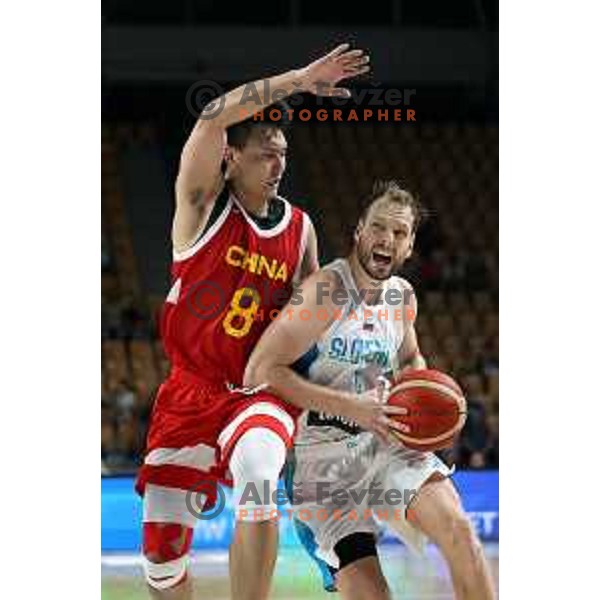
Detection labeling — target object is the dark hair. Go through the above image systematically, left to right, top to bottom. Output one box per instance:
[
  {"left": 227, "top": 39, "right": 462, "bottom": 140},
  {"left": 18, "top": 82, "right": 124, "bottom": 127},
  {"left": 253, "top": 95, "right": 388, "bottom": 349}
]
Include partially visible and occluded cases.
[
  {"left": 227, "top": 100, "right": 292, "bottom": 149},
  {"left": 359, "top": 179, "right": 426, "bottom": 231}
]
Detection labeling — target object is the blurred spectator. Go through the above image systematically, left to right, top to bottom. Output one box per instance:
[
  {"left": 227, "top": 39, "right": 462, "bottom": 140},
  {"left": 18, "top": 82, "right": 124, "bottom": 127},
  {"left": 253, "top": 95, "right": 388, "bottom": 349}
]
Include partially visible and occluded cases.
[
  {"left": 102, "top": 233, "right": 113, "bottom": 272},
  {"left": 420, "top": 249, "right": 445, "bottom": 289},
  {"left": 441, "top": 251, "right": 468, "bottom": 291},
  {"left": 465, "top": 254, "right": 490, "bottom": 291},
  {"left": 101, "top": 294, "right": 153, "bottom": 340},
  {"left": 121, "top": 296, "right": 152, "bottom": 339},
  {"left": 102, "top": 297, "right": 123, "bottom": 339},
  {"left": 482, "top": 334, "right": 499, "bottom": 376},
  {"left": 467, "top": 336, "right": 487, "bottom": 372},
  {"left": 456, "top": 348, "right": 480, "bottom": 376},
  {"left": 428, "top": 353, "right": 451, "bottom": 374},
  {"left": 458, "top": 373, "right": 492, "bottom": 468},
  {"left": 109, "top": 379, "right": 138, "bottom": 421},
  {"left": 134, "top": 380, "right": 154, "bottom": 424},
  {"left": 459, "top": 402, "right": 490, "bottom": 468},
  {"left": 102, "top": 404, "right": 141, "bottom": 472},
  {"left": 101, "top": 411, "right": 121, "bottom": 471},
  {"left": 486, "top": 411, "right": 499, "bottom": 468},
  {"left": 115, "top": 417, "right": 142, "bottom": 465},
  {"left": 469, "top": 451, "right": 487, "bottom": 469}
]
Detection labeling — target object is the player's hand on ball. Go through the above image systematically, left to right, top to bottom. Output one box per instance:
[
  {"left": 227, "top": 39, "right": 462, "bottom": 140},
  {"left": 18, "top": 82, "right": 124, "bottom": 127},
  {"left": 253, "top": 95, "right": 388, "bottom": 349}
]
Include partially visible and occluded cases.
[
  {"left": 297, "top": 43, "right": 370, "bottom": 98},
  {"left": 349, "top": 390, "right": 411, "bottom": 444}
]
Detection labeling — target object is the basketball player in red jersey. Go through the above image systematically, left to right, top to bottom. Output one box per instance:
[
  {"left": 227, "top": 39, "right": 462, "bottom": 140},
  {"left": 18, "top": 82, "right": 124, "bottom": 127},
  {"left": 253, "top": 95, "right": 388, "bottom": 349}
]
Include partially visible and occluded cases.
[{"left": 135, "top": 44, "right": 401, "bottom": 600}]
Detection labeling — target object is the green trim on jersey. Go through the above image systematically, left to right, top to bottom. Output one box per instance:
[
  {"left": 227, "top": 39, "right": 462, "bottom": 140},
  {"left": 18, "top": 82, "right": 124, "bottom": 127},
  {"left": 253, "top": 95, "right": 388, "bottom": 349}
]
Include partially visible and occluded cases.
[
  {"left": 201, "top": 185, "right": 231, "bottom": 234},
  {"left": 202, "top": 185, "right": 286, "bottom": 236},
  {"left": 247, "top": 197, "right": 286, "bottom": 229}
]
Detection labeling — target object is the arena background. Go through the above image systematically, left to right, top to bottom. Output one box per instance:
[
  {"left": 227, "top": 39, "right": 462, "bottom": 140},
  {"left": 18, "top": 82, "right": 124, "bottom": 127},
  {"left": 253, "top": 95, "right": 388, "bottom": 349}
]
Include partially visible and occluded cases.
[{"left": 101, "top": 2, "right": 499, "bottom": 597}]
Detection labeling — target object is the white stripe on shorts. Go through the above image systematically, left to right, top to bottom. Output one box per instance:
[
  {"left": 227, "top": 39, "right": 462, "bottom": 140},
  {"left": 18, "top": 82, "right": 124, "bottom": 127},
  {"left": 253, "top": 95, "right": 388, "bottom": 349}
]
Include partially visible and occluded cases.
[
  {"left": 217, "top": 402, "right": 295, "bottom": 451},
  {"left": 144, "top": 442, "right": 217, "bottom": 471},
  {"left": 143, "top": 484, "right": 202, "bottom": 527}
]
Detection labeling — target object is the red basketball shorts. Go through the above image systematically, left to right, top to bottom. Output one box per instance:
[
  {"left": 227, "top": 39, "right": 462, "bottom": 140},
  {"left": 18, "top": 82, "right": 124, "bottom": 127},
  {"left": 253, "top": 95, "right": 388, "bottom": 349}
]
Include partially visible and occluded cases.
[{"left": 136, "top": 366, "right": 299, "bottom": 510}]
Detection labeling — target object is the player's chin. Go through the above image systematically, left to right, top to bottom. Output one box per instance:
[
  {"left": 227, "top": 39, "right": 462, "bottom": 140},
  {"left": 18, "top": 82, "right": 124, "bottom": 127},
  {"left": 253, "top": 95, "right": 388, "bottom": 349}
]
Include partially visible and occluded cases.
[
  {"left": 262, "top": 180, "right": 280, "bottom": 195},
  {"left": 367, "top": 261, "right": 392, "bottom": 280}
]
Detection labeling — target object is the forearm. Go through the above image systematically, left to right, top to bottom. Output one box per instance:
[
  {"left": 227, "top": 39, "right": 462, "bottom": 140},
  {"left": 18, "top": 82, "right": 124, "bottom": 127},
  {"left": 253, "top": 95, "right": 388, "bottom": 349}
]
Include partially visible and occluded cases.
[
  {"left": 178, "top": 69, "right": 304, "bottom": 189},
  {"left": 202, "top": 69, "right": 305, "bottom": 132},
  {"left": 399, "top": 352, "right": 427, "bottom": 375},
  {"left": 246, "top": 362, "right": 357, "bottom": 419}
]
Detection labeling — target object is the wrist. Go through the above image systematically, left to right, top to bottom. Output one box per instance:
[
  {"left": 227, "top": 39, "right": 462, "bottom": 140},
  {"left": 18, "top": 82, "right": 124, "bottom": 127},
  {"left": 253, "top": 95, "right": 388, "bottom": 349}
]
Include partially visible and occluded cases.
[
  {"left": 291, "top": 67, "right": 312, "bottom": 93},
  {"left": 318, "top": 391, "right": 355, "bottom": 419},
  {"left": 336, "top": 392, "right": 360, "bottom": 420}
]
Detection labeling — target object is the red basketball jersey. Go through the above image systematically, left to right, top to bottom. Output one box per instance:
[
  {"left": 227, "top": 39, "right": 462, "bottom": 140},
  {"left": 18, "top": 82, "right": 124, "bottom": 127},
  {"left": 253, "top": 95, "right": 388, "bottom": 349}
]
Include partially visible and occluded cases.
[{"left": 160, "top": 186, "right": 310, "bottom": 386}]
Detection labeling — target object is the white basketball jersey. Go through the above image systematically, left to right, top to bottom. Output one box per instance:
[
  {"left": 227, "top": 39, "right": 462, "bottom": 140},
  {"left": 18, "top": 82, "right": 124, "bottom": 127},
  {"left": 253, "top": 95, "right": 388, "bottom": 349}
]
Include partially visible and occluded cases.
[{"left": 294, "top": 258, "right": 413, "bottom": 447}]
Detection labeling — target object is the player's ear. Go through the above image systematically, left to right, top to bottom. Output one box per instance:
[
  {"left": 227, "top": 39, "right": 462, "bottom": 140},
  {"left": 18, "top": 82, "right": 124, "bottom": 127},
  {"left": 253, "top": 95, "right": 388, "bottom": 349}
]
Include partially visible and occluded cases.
[
  {"left": 224, "top": 146, "right": 239, "bottom": 178},
  {"left": 354, "top": 220, "right": 364, "bottom": 244},
  {"left": 406, "top": 232, "right": 416, "bottom": 259}
]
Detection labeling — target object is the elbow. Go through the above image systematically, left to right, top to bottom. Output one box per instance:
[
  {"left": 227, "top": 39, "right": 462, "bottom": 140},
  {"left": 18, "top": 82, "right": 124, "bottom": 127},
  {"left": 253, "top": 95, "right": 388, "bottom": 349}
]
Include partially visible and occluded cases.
[
  {"left": 175, "top": 171, "right": 187, "bottom": 195},
  {"left": 243, "top": 355, "right": 269, "bottom": 389}
]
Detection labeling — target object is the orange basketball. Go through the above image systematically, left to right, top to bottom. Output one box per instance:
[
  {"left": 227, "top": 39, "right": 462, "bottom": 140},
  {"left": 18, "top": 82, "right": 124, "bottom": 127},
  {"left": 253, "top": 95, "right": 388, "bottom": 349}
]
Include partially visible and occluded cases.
[{"left": 388, "top": 369, "right": 467, "bottom": 451}]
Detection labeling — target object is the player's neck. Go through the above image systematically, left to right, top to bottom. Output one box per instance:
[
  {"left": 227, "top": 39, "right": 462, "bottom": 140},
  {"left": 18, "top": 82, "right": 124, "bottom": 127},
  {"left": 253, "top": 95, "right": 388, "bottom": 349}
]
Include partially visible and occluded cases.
[
  {"left": 230, "top": 182, "right": 270, "bottom": 217},
  {"left": 347, "top": 254, "right": 386, "bottom": 306}
]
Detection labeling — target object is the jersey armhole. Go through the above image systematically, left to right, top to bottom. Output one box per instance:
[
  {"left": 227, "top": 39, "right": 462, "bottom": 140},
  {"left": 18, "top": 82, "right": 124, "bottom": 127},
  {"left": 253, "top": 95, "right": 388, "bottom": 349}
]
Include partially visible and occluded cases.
[
  {"left": 201, "top": 186, "right": 230, "bottom": 234},
  {"left": 172, "top": 188, "right": 231, "bottom": 262},
  {"left": 292, "top": 211, "right": 312, "bottom": 286},
  {"left": 320, "top": 268, "right": 352, "bottom": 340},
  {"left": 391, "top": 278, "right": 416, "bottom": 376},
  {"left": 398, "top": 278, "right": 417, "bottom": 325}
]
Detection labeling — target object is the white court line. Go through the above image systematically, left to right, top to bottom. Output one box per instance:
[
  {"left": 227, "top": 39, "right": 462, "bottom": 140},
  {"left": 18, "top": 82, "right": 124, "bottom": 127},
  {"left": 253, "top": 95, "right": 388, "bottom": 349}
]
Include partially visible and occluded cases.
[
  {"left": 101, "top": 542, "right": 499, "bottom": 569},
  {"left": 102, "top": 551, "right": 229, "bottom": 568}
]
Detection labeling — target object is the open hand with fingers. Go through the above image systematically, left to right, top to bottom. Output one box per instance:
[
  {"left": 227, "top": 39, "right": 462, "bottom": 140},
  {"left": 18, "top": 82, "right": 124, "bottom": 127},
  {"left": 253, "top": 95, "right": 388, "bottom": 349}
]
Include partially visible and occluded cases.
[
  {"left": 296, "top": 43, "right": 370, "bottom": 98},
  {"left": 346, "top": 388, "right": 411, "bottom": 445}
]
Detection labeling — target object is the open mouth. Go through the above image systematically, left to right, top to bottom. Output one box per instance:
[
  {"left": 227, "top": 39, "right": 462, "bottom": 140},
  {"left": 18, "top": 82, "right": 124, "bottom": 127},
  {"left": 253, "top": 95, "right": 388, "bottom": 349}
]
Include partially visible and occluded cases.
[
  {"left": 265, "top": 178, "right": 280, "bottom": 188},
  {"left": 372, "top": 251, "right": 392, "bottom": 267}
]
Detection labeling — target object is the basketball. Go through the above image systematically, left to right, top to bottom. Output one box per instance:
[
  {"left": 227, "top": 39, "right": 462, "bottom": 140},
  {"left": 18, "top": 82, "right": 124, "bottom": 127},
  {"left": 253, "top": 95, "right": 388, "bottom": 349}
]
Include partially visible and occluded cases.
[{"left": 388, "top": 369, "right": 467, "bottom": 451}]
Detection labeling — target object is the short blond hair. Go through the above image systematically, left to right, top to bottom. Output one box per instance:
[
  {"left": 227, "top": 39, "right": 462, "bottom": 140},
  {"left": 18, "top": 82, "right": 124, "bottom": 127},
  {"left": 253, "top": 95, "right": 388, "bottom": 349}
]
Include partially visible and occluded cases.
[{"left": 360, "top": 180, "right": 424, "bottom": 231}]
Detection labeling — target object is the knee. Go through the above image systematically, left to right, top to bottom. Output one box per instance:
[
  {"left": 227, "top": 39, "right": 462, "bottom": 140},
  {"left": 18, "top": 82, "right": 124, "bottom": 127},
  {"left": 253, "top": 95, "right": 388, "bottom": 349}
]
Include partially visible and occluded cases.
[
  {"left": 229, "top": 428, "right": 287, "bottom": 521},
  {"left": 234, "top": 452, "right": 283, "bottom": 487},
  {"left": 142, "top": 522, "right": 192, "bottom": 590}
]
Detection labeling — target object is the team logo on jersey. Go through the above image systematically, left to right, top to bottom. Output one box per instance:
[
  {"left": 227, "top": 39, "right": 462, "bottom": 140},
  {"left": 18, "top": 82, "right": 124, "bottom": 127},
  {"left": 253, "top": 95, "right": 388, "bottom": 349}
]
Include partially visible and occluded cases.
[
  {"left": 225, "top": 245, "right": 288, "bottom": 282},
  {"left": 329, "top": 336, "right": 392, "bottom": 367}
]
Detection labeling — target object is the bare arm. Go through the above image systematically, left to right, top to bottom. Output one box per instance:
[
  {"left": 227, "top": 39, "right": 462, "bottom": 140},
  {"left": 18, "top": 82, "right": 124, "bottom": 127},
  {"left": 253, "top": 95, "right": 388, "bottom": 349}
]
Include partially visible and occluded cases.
[
  {"left": 173, "top": 43, "right": 370, "bottom": 252},
  {"left": 298, "top": 216, "right": 320, "bottom": 280},
  {"left": 244, "top": 269, "right": 405, "bottom": 436},
  {"left": 396, "top": 282, "right": 427, "bottom": 374}
]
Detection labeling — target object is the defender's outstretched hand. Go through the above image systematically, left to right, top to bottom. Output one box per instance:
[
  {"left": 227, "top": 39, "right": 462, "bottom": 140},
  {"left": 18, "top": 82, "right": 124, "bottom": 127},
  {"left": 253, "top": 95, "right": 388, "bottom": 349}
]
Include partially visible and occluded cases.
[{"left": 298, "top": 43, "right": 370, "bottom": 98}]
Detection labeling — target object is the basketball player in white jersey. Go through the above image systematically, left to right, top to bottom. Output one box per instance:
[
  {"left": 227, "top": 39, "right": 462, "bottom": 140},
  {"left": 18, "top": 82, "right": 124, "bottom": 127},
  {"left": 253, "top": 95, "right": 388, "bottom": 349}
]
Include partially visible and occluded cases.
[{"left": 244, "top": 181, "right": 495, "bottom": 599}]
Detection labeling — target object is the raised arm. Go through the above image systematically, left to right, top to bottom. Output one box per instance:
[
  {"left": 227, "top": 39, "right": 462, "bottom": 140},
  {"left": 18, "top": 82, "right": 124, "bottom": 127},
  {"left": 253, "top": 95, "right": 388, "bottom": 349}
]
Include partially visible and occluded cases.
[
  {"left": 173, "top": 43, "right": 370, "bottom": 252},
  {"left": 244, "top": 269, "right": 405, "bottom": 437}
]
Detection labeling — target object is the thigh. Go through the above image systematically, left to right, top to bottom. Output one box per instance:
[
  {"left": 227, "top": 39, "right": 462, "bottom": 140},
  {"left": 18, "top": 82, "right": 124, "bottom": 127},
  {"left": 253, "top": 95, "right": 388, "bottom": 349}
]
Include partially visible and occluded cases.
[
  {"left": 136, "top": 375, "right": 226, "bottom": 497},
  {"left": 217, "top": 390, "right": 298, "bottom": 470},
  {"left": 291, "top": 443, "right": 379, "bottom": 569},
  {"left": 376, "top": 449, "right": 452, "bottom": 553},
  {"left": 407, "top": 475, "right": 467, "bottom": 543},
  {"left": 143, "top": 483, "right": 199, "bottom": 529}
]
